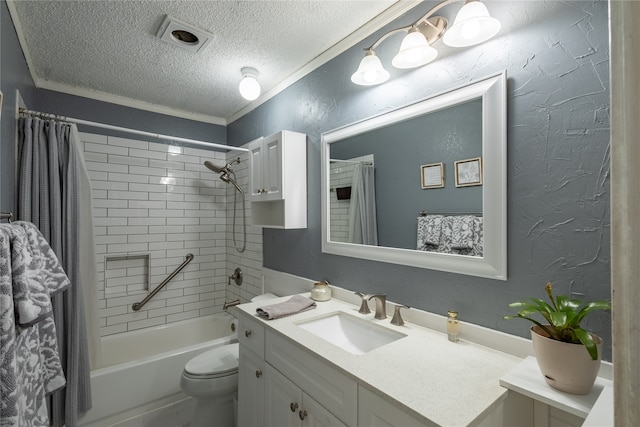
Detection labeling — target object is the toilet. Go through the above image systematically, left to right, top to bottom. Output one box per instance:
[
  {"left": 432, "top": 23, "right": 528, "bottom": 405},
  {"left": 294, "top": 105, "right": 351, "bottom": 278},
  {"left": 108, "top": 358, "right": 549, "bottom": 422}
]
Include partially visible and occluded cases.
[
  {"left": 180, "top": 294, "right": 277, "bottom": 427},
  {"left": 180, "top": 343, "right": 239, "bottom": 427}
]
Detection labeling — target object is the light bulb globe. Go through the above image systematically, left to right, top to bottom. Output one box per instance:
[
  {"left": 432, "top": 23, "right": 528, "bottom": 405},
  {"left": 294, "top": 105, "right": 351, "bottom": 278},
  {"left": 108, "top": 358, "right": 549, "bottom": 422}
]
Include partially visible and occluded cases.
[
  {"left": 443, "top": 1, "right": 501, "bottom": 47},
  {"left": 392, "top": 30, "right": 438, "bottom": 69},
  {"left": 351, "top": 52, "right": 390, "bottom": 86},
  {"left": 239, "top": 68, "right": 261, "bottom": 100}
]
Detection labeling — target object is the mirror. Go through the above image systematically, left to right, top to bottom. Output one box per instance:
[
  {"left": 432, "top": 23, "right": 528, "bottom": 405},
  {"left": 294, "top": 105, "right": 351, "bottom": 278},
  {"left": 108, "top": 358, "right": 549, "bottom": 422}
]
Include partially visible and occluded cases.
[{"left": 321, "top": 72, "right": 507, "bottom": 280}]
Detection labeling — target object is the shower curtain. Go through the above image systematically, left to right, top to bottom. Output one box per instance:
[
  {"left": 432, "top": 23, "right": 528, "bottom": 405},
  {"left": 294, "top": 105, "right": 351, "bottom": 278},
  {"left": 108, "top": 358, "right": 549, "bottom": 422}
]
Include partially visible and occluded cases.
[
  {"left": 17, "top": 116, "right": 99, "bottom": 426},
  {"left": 348, "top": 164, "right": 378, "bottom": 245}
]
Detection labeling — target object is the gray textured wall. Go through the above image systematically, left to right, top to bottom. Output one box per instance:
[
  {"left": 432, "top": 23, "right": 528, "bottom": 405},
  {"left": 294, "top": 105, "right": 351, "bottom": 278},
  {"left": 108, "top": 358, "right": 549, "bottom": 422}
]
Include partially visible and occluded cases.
[
  {"left": 0, "top": 0, "right": 37, "bottom": 213},
  {"left": 228, "top": 1, "right": 612, "bottom": 359}
]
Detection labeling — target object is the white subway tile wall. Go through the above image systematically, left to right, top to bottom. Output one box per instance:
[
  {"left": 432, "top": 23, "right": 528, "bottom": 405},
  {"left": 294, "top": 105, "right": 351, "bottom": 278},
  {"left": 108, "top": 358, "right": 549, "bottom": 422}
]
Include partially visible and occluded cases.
[
  {"left": 80, "top": 132, "right": 263, "bottom": 337},
  {"left": 222, "top": 150, "right": 264, "bottom": 304},
  {"left": 329, "top": 162, "right": 355, "bottom": 243}
]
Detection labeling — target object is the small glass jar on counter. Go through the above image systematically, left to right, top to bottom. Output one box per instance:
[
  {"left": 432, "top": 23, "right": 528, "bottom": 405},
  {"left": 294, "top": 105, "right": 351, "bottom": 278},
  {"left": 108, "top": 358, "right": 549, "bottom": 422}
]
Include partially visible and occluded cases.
[
  {"left": 311, "top": 281, "right": 332, "bottom": 302},
  {"left": 447, "top": 310, "right": 460, "bottom": 342}
]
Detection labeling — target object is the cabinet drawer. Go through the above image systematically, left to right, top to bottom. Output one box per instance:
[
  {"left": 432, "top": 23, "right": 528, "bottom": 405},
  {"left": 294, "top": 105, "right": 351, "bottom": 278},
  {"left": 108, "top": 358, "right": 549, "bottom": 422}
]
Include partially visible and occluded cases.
[
  {"left": 238, "top": 315, "right": 265, "bottom": 358},
  {"left": 266, "top": 330, "right": 357, "bottom": 426}
]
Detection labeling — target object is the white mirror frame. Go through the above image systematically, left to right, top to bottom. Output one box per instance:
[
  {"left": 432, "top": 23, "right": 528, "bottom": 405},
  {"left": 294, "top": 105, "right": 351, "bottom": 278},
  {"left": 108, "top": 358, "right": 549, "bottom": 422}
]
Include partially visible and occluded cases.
[{"left": 321, "top": 71, "right": 507, "bottom": 280}]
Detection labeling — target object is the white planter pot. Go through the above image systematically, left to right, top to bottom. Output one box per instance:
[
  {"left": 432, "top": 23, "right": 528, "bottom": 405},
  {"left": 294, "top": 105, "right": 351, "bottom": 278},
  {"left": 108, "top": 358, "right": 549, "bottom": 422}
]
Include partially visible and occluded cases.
[{"left": 530, "top": 325, "right": 602, "bottom": 395}]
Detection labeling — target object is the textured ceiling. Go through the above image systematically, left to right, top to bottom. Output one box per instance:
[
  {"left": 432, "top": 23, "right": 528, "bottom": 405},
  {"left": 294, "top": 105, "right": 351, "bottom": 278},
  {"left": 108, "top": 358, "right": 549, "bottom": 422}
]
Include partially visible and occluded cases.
[{"left": 9, "top": 0, "right": 402, "bottom": 124}]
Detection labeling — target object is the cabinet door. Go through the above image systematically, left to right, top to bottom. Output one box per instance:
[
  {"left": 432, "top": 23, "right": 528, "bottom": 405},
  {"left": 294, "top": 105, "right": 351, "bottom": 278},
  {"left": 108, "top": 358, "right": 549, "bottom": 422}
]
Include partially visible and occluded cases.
[
  {"left": 262, "top": 133, "right": 282, "bottom": 200},
  {"left": 248, "top": 137, "right": 265, "bottom": 200},
  {"left": 238, "top": 348, "right": 266, "bottom": 427},
  {"left": 265, "top": 364, "right": 301, "bottom": 427},
  {"left": 358, "top": 386, "right": 426, "bottom": 427},
  {"left": 302, "top": 394, "right": 347, "bottom": 427}
]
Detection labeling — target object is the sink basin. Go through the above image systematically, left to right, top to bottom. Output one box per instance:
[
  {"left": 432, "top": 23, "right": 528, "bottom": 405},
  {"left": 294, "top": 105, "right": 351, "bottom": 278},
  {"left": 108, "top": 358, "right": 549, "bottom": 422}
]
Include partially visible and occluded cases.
[{"left": 296, "top": 312, "right": 406, "bottom": 355}]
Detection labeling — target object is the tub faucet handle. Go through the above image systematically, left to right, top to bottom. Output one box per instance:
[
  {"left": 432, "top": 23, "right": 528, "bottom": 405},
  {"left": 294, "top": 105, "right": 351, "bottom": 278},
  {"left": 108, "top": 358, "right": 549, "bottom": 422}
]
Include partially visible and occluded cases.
[
  {"left": 354, "top": 292, "right": 371, "bottom": 314},
  {"left": 391, "top": 305, "right": 409, "bottom": 326}
]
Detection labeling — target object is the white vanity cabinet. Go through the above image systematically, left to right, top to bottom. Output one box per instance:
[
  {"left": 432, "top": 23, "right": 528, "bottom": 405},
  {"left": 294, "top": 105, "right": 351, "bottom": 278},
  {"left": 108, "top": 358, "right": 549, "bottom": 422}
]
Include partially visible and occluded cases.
[
  {"left": 248, "top": 130, "right": 307, "bottom": 229},
  {"left": 237, "top": 313, "right": 355, "bottom": 427},
  {"left": 237, "top": 315, "right": 266, "bottom": 427},
  {"left": 238, "top": 349, "right": 265, "bottom": 427},
  {"left": 265, "top": 364, "right": 346, "bottom": 427}
]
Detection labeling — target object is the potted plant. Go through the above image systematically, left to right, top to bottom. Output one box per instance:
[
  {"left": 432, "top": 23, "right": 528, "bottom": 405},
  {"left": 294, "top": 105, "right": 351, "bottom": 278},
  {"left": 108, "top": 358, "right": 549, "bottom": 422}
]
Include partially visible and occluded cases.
[{"left": 505, "top": 282, "right": 611, "bottom": 394}]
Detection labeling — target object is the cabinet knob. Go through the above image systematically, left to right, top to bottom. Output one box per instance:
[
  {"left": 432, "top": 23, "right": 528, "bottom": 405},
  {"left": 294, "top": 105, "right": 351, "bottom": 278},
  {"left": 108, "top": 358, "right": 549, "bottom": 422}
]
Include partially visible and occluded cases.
[
  {"left": 245, "top": 330, "right": 252, "bottom": 338},
  {"left": 255, "top": 370, "right": 262, "bottom": 378},
  {"left": 290, "top": 402, "right": 298, "bottom": 412},
  {"left": 299, "top": 410, "right": 307, "bottom": 420}
]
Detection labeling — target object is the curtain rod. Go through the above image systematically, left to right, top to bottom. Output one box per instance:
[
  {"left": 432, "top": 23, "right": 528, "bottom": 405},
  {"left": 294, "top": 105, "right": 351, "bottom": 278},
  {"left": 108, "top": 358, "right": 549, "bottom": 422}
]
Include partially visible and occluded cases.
[
  {"left": 18, "top": 108, "right": 248, "bottom": 153},
  {"left": 330, "top": 158, "right": 373, "bottom": 165}
]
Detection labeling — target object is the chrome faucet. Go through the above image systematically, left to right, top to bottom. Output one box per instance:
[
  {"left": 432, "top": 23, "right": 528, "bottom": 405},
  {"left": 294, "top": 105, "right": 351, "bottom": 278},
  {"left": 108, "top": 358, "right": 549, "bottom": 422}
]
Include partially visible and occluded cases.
[
  {"left": 354, "top": 292, "right": 387, "bottom": 319},
  {"left": 368, "top": 294, "right": 387, "bottom": 320},
  {"left": 223, "top": 299, "right": 241, "bottom": 310}
]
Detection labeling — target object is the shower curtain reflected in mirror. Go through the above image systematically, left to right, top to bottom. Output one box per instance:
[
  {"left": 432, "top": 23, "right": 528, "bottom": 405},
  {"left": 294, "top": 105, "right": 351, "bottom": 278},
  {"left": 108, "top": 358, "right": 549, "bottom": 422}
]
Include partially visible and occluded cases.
[
  {"left": 17, "top": 116, "right": 99, "bottom": 426},
  {"left": 348, "top": 164, "right": 378, "bottom": 245}
]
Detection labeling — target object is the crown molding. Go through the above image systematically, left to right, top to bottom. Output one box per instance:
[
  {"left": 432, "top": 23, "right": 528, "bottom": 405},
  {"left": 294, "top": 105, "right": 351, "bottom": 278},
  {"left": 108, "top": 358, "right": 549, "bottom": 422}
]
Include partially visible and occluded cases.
[{"left": 36, "top": 80, "right": 227, "bottom": 126}]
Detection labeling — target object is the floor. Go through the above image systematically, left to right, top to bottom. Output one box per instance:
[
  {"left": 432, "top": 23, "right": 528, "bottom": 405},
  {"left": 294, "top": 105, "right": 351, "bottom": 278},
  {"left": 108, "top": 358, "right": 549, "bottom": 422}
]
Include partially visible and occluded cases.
[{"left": 108, "top": 398, "right": 195, "bottom": 427}]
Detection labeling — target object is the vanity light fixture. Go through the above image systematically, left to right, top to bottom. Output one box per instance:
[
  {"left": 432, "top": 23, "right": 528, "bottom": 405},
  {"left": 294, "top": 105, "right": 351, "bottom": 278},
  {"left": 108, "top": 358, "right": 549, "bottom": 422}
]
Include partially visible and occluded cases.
[
  {"left": 351, "top": 0, "right": 500, "bottom": 86},
  {"left": 239, "top": 67, "right": 261, "bottom": 100}
]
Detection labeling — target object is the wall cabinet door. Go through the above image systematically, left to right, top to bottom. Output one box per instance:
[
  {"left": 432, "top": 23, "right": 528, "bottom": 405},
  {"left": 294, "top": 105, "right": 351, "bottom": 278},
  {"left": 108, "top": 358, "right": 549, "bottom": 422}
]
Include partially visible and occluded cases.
[
  {"left": 249, "top": 135, "right": 282, "bottom": 201},
  {"left": 238, "top": 348, "right": 265, "bottom": 427}
]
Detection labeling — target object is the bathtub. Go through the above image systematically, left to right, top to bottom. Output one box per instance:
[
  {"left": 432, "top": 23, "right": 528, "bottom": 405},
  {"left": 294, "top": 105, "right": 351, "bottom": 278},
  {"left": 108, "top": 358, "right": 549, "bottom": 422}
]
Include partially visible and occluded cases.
[{"left": 78, "top": 313, "right": 238, "bottom": 427}]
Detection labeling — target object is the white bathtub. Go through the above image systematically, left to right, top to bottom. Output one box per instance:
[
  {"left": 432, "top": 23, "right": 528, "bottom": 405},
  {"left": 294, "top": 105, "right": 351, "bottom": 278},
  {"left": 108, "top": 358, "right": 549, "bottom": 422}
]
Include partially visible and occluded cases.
[{"left": 78, "top": 313, "right": 238, "bottom": 427}]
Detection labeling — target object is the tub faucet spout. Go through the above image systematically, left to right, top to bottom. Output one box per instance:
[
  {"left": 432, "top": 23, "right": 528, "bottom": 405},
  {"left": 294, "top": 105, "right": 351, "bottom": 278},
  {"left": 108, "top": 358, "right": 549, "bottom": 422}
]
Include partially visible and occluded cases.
[{"left": 223, "top": 299, "right": 241, "bottom": 310}]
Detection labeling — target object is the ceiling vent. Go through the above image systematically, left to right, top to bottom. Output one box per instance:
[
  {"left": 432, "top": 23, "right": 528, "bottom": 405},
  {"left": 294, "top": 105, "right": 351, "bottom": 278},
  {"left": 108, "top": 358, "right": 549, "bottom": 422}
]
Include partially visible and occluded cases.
[{"left": 156, "top": 15, "right": 214, "bottom": 53}]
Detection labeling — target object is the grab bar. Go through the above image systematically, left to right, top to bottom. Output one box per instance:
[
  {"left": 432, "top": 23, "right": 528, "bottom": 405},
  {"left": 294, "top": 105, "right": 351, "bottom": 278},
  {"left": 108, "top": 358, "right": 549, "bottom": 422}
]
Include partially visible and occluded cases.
[{"left": 132, "top": 253, "right": 194, "bottom": 311}]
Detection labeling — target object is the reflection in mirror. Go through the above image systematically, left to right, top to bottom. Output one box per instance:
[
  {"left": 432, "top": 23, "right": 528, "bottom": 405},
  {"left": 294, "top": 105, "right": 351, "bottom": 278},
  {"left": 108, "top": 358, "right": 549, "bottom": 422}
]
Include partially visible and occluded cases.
[
  {"left": 321, "top": 72, "right": 507, "bottom": 280},
  {"left": 329, "top": 99, "right": 483, "bottom": 256},
  {"left": 329, "top": 155, "right": 378, "bottom": 245}
]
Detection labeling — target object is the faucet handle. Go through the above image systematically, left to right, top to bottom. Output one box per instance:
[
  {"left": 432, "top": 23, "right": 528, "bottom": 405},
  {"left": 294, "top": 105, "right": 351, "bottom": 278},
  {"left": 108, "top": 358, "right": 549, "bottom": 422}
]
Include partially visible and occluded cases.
[
  {"left": 354, "top": 292, "right": 371, "bottom": 314},
  {"left": 390, "top": 305, "right": 409, "bottom": 326}
]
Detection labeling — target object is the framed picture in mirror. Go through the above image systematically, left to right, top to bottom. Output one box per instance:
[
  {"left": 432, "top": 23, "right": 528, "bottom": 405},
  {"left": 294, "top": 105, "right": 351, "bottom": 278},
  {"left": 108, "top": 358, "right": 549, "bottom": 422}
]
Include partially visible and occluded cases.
[
  {"left": 455, "top": 157, "right": 482, "bottom": 187},
  {"left": 420, "top": 162, "right": 444, "bottom": 189}
]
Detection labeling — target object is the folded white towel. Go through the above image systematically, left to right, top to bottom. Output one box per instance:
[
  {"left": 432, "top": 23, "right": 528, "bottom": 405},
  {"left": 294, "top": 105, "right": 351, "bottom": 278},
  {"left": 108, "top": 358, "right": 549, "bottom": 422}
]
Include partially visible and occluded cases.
[{"left": 256, "top": 295, "right": 316, "bottom": 320}]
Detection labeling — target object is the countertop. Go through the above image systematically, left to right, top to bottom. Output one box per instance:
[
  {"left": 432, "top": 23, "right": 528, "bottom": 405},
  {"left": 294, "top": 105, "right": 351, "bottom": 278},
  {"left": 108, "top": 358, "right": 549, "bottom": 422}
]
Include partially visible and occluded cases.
[{"left": 232, "top": 294, "right": 521, "bottom": 427}]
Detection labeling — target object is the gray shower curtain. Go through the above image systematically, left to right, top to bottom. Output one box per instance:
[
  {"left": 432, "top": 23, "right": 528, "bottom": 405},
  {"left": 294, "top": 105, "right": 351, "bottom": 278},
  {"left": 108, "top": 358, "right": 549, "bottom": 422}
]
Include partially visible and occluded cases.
[
  {"left": 17, "top": 117, "right": 93, "bottom": 427},
  {"left": 348, "top": 164, "right": 378, "bottom": 245}
]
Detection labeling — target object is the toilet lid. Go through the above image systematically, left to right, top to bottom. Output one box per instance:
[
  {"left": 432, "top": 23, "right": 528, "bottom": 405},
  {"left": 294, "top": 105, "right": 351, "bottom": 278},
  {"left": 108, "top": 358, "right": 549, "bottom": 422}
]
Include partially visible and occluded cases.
[{"left": 184, "top": 343, "right": 239, "bottom": 376}]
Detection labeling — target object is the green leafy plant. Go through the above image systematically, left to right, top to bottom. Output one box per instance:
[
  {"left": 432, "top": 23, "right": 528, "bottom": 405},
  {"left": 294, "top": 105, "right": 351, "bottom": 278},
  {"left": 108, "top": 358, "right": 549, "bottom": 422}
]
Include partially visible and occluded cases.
[{"left": 505, "top": 282, "right": 611, "bottom": 360}]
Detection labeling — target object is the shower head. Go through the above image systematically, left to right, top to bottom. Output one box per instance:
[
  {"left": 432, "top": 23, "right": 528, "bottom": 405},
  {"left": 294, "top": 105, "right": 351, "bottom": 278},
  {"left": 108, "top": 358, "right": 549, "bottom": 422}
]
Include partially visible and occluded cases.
[
  {"left": 204, "top": 157, "right": 240, "bottom": 174},
  {"left": 204, "top": 158, "right": 243, "bottom": 192},
  {"left": 204, "top": 160, "right": 227, "bottom": 174}
]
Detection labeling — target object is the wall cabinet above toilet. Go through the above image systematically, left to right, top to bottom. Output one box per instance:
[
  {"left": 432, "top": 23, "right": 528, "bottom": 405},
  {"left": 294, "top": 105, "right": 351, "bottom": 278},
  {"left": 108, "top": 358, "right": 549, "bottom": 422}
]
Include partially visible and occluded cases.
[{"left": 248, "top": 130, "right": 307, "bottom": 229}]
